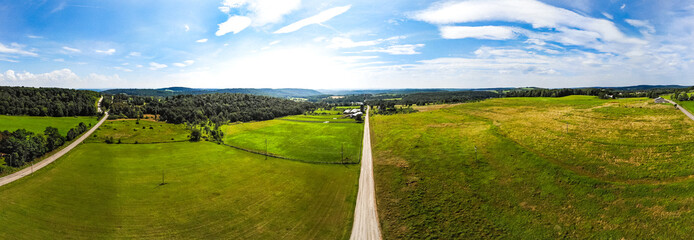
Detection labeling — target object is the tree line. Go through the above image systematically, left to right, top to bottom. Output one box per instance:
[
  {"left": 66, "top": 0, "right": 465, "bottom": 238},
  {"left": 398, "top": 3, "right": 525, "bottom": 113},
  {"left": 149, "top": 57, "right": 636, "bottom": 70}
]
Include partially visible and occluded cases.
[
  {"left": 0, "top": 86, "right": 100, "bottom": 117},
  {"left": 504, "top": 87, "right": 681, "bottom": 99},
  {"left": 104, "top": 93, "right": 317, "bottom": 125},
  {"left": 0, "top": 123, "right": 90, "bottom": 171}
]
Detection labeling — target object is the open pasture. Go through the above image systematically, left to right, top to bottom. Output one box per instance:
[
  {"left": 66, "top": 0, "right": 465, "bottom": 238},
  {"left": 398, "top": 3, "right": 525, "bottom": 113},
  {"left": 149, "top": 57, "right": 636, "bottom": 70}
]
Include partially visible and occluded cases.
[
  {"left": 372, "top": 96, "right": 694, "bottom": 239},
  {"left": 0, "top": 115, "right": 98, "bottom": 135},
  {"left": 222, "top": 118, "right": 363, "bottom": 163},
  {"left": 86, "top": 119, "right": 190, "bottom": 144},
  {"left": 0, "top": 142, "right": 359, "bottom": 239}
]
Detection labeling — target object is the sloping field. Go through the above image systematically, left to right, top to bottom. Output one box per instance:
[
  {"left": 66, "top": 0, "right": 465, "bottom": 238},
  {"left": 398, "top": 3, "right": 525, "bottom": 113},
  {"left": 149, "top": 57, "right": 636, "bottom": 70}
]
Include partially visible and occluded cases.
[
  {"left": 373, "top": 96, "right": 694, "bottom": 239},
  {"left": 0, "top": 115, "right": 98, "bottom": 135},
  {"left": 222, "top": 118, "right": 363, "bottom": 163},
  {"left": 85, "top": 119, "right": 190, "bottom": 144},
  {"left": 0, "top": 141, "right": 359, "bottom": 239}
]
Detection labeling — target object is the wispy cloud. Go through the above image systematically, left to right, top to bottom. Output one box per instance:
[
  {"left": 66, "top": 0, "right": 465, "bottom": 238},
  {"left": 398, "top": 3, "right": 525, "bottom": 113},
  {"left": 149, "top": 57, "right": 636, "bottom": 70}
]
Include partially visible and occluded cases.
[
  {"left": 216, "top": 0, "right": 301, "bottom": 35},
  {"left": 412, "top": 0, "right": 646, "bottom": 55},
  {"left": 274, "top": 5, "right": 351, "bottom": 34},
  {"left": 625, "top": 19, "right": 656, "bottom": 34},
  {"left": 440, "top": 26, "right": 522, "bottom": 40},
  {"left": 26, "top": 35, "right": 43, "bottom": 39},
  {"left": 0, "top": 42, "right": 38, "bottom": 57},
  {"left": 364, "top": 44, "right": 424, "bottom": 55},
  {"left": 62, "top": 46, "right": 81, "bottom": 53},
  {"left": 95, "top": 48, "right": 116, "bottom": 55},
  {"left": 128, "top": 52, "right": 141, "bottom": 57},
  {"left": 173, "top": 60, "right": 195, "bottom": 67},
  {"left": 149, "top": 62, "right": 168, "bottom": 70},
  {"left": 114, "top": 66, "right": 133, "bottom": 72}
]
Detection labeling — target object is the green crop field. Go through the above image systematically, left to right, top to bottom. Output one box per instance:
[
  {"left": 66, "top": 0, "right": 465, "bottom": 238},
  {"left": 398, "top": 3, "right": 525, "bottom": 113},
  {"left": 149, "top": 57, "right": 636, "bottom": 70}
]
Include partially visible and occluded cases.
[
  {"left": 372, "top": 96, "right": 694, "bottom": 239},
  {"left": 280, "top": 114, "right": 357, "bottom": 123},
  {"left": 0, "top": 115, "right": 99, "bottom": 135},
  {"left": 222, "top": 118, "right": 363, "bottom": 163},
  {"left": 85, "top": 119, "right": 190, "bottom": 144},
  {"left": 0, "top": 141, "right": 359, "bottom": 239}
]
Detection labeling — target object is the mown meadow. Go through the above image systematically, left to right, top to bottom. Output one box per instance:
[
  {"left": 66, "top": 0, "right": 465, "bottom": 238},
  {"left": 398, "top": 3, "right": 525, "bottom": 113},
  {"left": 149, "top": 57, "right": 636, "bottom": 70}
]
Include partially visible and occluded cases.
[
  {"left": 372, "top": 96, "right": 694, "bottom": 239},
  {"left": 0, "top": 115, "right": 98, "bottom": 135},
  {"left": 221, "top": 116, "right": 363, "bottom": 163},
  {"left": 0, "top": 119, "right": 360, "bottom": 239}
]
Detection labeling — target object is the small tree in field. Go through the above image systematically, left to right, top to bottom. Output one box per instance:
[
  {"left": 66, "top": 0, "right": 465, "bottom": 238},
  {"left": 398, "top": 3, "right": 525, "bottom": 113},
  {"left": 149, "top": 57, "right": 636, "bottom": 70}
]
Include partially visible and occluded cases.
[{"left": 190, "top": 129, "right": 202, "bottom": 142}]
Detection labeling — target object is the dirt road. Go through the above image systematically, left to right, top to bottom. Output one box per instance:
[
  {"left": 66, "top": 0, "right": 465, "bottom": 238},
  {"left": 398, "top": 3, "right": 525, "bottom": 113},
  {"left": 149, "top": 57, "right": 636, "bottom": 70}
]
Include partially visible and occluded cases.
[
  {"left": 0, "top": 97, "right": 108, "bottom": 187},
  {"left": 665, "top": 99, "right": 694, "bottom": 121},
  {"left": 350, "top": 106, "right": 382, "bottom": 240}
]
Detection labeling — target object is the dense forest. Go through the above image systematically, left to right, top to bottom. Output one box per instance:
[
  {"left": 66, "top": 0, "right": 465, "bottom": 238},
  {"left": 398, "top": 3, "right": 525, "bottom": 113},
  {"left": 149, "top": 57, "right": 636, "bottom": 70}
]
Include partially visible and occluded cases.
[
  {"left": 0, "top": 87, "right": 100, "bottom": 117},
  {"left": 504, "top": 87, "right": 681, "bottom": 99},
  {"left": 105, "top": 93, "right": 317, "bottom": 125},
  {"left": 0, "top": 123, "right": 89, "bottom": 171}
]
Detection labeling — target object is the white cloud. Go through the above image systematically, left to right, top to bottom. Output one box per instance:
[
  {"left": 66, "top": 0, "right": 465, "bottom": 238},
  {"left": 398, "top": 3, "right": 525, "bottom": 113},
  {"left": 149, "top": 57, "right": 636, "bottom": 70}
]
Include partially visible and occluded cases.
[
  {"left": 216, "top": 0, "right": 301, "bottom": 34},
  {"left": 220, "top": 0, "right": 301, "bottom": 26},
  {"left": 412, "top": 0, "right": 645, "bottom": 46},
  {"left": 621, "top": 4, "right": 626, "bottom": 10},
  {"left": 274, "top": 5, "right": 351, "bottom": 34},
  {"left": 602, "top": 12, "right": 613, "bottom": 20},
  {"left": 216, "top": 16, "right": 252, "bottom": 36},
  {"left": 625, "top": 19, "right": 656, "bottom": 34},
  {"left": 185, "top": 24, "right": 190, "bottom": 32},
  {"left": 440, "top": 26, "right": 523, "bottom": 40},
  {"left": 26, "top": 35, "right": 43, "bottom": 39},
  {"left": 328, "top": 37, "right": 380, "bottom": 48},
  {"left": 196, "top": 38, "right": 209, "bottom": 43},
  {"left": 269, "top": 40, "right": 281, "bottom": 45},
  {"left": 0, "top": 42, "right": 38, "bottom": 57},
  {"left": 364, "top": 44, "right": 424, "bottom": 55},
  {"left": 62, "top": 46, "right": 81, "bottom": 53},
  {"left": 95, "top": 48, "right": 116, "bottom": 55},
  {"left": 129, "top": 52, "right": 141, "bottom": 57},
  {"left": 54, "top": 58, "right": 65, "bottom": 62},
  {"left": 173, "top": 60, "right": 195, "bottom": 67},
  {"left": 149, "top": 62, "right": 168, "bottom": 70},
  {"left": 114, "top": 66, "right": 133, "bottom": 72},
  {"left": 0, "top": 68, "right": 123, "bottom": 88}
]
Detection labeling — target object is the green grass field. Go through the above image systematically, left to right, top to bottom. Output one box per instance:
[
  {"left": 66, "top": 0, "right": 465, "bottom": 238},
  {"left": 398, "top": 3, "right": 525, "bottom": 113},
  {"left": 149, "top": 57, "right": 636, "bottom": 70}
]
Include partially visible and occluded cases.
[
  {"left": 372, "top": 96, "right": 694, "bottom": 239},
  {"left": 280, "top": 114, "right": 357, "bottom": 123},
  {"left": 0, "top": 115, "right": 99, "bottom": 135},
  {"left": 222, "top": 118, "right": 363, "bottom": 163},
  {"left": 86, "top": 119, "right": 190, "bottom": 144},
  {"left": 0, "top": 141, "right": 359, "bottom": 239}
]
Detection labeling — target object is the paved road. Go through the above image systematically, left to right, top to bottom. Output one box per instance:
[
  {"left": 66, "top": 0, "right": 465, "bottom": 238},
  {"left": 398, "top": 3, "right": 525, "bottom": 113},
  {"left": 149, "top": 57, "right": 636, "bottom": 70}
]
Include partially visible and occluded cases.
[
  {"left": 0, "top": 97, "right": 108, "bottom": 187},
  {"left": 665, "top": 99, "right": 694, "bottom": 121},
  {"left": 350, "top": 106, "right": 382, "bottom": 240}
]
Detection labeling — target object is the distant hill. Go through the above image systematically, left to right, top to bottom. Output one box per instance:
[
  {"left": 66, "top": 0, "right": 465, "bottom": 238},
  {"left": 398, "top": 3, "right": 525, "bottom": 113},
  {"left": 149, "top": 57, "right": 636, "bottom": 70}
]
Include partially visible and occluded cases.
[{"left": 101, "top": 87, "right": 323, "bottom": 98}]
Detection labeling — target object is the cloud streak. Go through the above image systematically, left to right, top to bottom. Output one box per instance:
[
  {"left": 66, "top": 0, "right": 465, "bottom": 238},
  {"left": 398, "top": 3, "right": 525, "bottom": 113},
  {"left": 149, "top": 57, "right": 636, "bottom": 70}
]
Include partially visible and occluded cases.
[{"left": 274, "top": 5, "right": 351, "bottom": 34}]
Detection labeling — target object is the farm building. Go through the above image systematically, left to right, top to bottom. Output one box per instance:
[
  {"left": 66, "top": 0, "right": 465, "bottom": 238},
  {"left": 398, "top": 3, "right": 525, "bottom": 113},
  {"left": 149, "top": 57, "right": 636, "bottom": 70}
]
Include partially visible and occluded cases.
[{"left": 654, "top": 97, "right": 667, "bottom": 103}]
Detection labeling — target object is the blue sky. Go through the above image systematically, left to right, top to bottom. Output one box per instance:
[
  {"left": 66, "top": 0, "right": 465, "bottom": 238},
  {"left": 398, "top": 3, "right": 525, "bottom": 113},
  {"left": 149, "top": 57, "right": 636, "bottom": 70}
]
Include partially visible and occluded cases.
[{"left": 0, "top": 0, "right": 692, "bottom": 89}]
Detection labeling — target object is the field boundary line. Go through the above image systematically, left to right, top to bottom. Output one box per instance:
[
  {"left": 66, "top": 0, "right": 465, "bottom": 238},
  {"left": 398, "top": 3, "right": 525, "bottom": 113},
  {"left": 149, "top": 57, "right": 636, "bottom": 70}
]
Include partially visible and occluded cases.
[
  {"left": 0, "top": 98, "right": 108, "bottom": 187},
  {"left": 277, "top": 118, "right": 361, "bottom": 124},
  {"left": 220, "top": 142, "right": 359, "bottom": 165}
]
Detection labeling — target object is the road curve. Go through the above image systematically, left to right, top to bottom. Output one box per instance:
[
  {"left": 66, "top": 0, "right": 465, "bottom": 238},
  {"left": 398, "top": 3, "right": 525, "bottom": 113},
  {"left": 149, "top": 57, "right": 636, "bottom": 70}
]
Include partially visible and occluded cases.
[
  {"left": 0, "top": 97, "right": 108, "bottom": 187},
  {"left": 665, "top": 99, "right": 694, "bottom": 121},
  {"left": 350, "top": 106, "right": 382, "bottom": 240}
]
